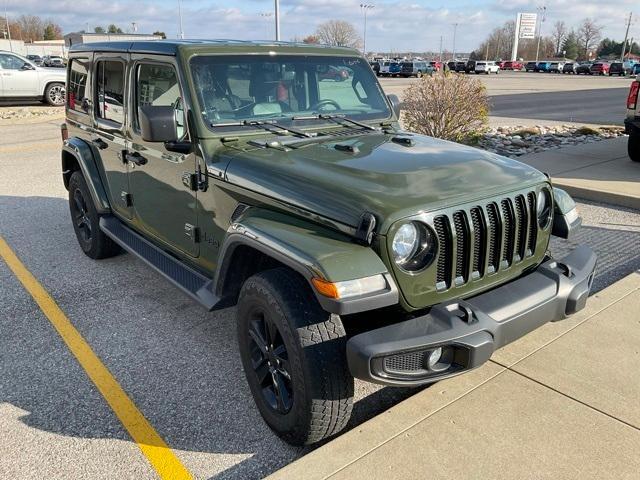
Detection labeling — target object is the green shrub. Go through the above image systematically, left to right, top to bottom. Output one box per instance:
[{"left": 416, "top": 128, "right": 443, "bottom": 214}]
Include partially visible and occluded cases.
[{"left": 401, "top": 73, "right": 489, "bottom": 143}]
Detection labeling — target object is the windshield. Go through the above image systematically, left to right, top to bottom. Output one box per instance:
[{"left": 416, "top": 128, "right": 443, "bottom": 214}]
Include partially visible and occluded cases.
[{"left": 190, "top": 55, "right": 390, "bottom": 126}]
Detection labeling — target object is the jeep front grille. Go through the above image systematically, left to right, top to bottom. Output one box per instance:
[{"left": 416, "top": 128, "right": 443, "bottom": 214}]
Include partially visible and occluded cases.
[{"left": 433, "top": 191, "right": 537, "bottom": 292}]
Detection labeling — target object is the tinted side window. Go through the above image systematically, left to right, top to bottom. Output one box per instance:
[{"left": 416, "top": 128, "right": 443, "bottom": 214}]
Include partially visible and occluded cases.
[
  {"left": 0, "top": 53, "right": 26, "bottom": 70},
  {"left": 68, "top": 59, "right": 89, "bottom": 113},
  {"left": 95, "top": 60, "right": 125, "bottom": 125},
  {"left": 136, "top": 63, "right": 185, "bottom": 138}
]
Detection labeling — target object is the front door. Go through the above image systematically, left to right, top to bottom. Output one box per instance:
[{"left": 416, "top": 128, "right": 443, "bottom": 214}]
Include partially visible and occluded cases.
[
  {"left": 0, "top": 53, "right": 39, "bottom": 96},
  {"left": 91, "top": 54, "right": 132, "bottom": 219},
  {"left": 126, "top": 58, "right": 199, "bottom": 257}
]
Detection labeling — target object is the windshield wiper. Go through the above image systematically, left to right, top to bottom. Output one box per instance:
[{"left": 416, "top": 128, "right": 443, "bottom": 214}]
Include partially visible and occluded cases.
[
  {"left": 292, "top": 114, "right": 379, "bottom": 131},
  {"left": 210, "top": 119, "right": 313, "bottom": 138}
]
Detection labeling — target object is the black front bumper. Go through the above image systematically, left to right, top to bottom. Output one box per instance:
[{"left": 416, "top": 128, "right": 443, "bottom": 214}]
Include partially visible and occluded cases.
[{"left": 347, "top": 245, "right": 597, "bottom": 386}]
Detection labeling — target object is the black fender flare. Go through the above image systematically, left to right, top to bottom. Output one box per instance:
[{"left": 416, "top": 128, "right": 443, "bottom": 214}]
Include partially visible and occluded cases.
[{"left": 62, "top": 138, "right": 111, "bottom": 214}]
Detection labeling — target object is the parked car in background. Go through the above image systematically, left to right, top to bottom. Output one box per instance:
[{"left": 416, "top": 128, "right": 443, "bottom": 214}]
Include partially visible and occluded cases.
[
  {"left": 0, "top": 50, "right": 66, "bottom": 105},
  {"left": 26, "top": 54, "right": 43, "bottom": 66},
  {"left": 43, "top": 55, "right": 65, "bottom": 67},
  {"left": 379, "top": 60, "right": 392, "bottom": 76},
  {"left": 465, "top": 60, "right": 476, "bottom": 73},
  {"left": 369, "top": 61, "right": 381, "bottom": 76},
  {"left": 400, "top": 61, "right": 433, "bottom": 77},
  {"left": 429, "top": 61, "right": 442, "bottom": 72},
  {"left": 447, "top": 61, "right": 456, "bottom": 71},
  {"left": 455, "top": 61, "right": 467, "bottom": 72},
  {"left": 475, "top": 61, "right": 500, "bottom": 74},
  {"left": 497, "top": 61, "right": 506, "bottom": 69},
  {"left": 503, "top": 61, "right": 524, "bottom": 70},
  {"left": 525, "top": 61, "right": 538, "bottom": 72},
  {"left": 536, "top": 61, "right": 551, "bottom": 72},
  {"left": 388, "top": 62, "right": 401, "bottom": 77},
  {"left": 549, "top": 62, "right": 565, "bottom": 73},
  {"left": 562, "top": 62, "right": 578, "bottom": 74},
  {"left": 576, "top": 62, "right": 592, "bottom": 74},
  {"left": 590, "top": 62, "right": 610, "bottom": 75},
  {"left": 609, "top": 62, "right": 628, "bottom": 76},
  {"left": 633, "top": 64, "right": 640, "bottom": 75},
  {"left": 319, "top": 65, "right": 350, "bottom": 81},
  {"left": 625, "top": 76, "right": 639, "bottom": 161}
]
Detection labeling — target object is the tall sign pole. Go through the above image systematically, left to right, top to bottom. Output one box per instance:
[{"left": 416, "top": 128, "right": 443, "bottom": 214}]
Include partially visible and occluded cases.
[
  {"left": 4, "top": 0, "right": 12, "bottom": 52},
  {"left": 178, "top": 0, "right": 185, "bottom": 39},
  {"left": 275, "top": 0, "right": 280, "bottom": 41},
  {"left": 535, "top": 6, "right": 546, "bottom": 63},
  {"left": 513, "top": 12, "right": 537, "bottom": 62},
  {"left": 621, "top": 12, "right": 632, "bottom": 63},
  {"left": 511, "top": 13, "right": 521, "bottom": 61},
  {"left": 452, "top": 23, "right": 458, "bottom": 61}
]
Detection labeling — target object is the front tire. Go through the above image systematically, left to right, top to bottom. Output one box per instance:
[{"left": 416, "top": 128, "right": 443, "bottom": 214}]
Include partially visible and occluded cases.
[
  {"left": 44, "top": 82, "right": 65, "bottom": 106},
  {"left": 629, "top": 133, "right": 640, "bottom": 162},
  {"left": 68, "top": 171, "right": 121, "bottom": 259},
  {"left": 237, "top": 268, "right": 354, "bottom": 446}
]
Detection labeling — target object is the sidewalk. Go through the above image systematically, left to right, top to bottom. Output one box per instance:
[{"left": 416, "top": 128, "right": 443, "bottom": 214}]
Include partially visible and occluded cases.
[
  {"left": 516, "top": 136, "right": 640, "bottom": 210},
  {"left": 267, "top": 271, "right": 640, "bottom": 480}
]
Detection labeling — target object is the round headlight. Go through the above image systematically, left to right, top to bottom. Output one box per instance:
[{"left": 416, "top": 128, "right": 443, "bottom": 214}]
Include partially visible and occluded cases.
[
  {"left": 537, "top": 188, "right": 553, "bottom": 229},
  {"left": 392, "top": 223, "right": 419, "bottom": 264}
]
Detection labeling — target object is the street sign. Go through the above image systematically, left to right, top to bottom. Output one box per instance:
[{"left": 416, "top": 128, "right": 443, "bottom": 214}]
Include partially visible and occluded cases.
[{"left": 518, "top": 13, "right": 537, "bottom": 39}]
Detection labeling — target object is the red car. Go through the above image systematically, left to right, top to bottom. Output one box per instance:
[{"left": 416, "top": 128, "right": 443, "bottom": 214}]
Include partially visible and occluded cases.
[
  {"left": 429, "top": 61, "right": 443, "bottom": 72},
  {"left": 503, "top": 61, "right": 524, "bottom": 70},
  {"left": 590, "top": 62, "right": 610, "bottom": 75},
  {"left": 319, "top": 66, "right": 350, "bottom": 81}
]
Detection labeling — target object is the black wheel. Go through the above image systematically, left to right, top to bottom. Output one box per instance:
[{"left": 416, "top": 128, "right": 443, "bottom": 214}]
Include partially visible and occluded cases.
[
  {"left": 44, "top": 82, "right": 65, "bottom": 106},
  {"left": 629, "top": 134, "right": 640, "bottom": 162},
  {"left": 68, "top": 171, "right": 121, "bottom": 259},
  {"left": 237, "top": 268, "right": 354, "bottom": 446}
]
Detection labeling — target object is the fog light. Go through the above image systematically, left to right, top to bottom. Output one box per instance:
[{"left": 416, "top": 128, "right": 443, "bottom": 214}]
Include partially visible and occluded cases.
[{"left": 427, "top": 347, "right": 443, "bottom": 370}]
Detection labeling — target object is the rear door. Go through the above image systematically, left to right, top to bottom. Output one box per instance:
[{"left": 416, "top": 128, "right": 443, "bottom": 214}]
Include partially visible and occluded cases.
[
  {"left": 92, "top": 53, "right": 133, "bottom": 219},
  {"left": 126, "top": 55, "right": 199, "bottom": 257}
]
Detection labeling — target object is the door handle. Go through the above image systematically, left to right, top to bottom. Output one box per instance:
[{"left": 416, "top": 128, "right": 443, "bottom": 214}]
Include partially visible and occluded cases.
[
  {"left": 91, "top": 138, "right": 108, "bottom": 150},
  {"left": 125, "top": 151, "right": 148, "bottom": 166}
]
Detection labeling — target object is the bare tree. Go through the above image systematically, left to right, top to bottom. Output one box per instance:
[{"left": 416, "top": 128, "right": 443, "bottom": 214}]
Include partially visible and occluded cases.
[
  {"left": 14, "top": 15, "right": 45, "bottom": 42},
  {"left": 577, "top": 18, "right": 602, "bottom": 59},
  {"left": 315, "top": 20, "right": 361, "bottom": 48},
  {"left": 551, "top": 21, "right": 567, "bottom": 55}
]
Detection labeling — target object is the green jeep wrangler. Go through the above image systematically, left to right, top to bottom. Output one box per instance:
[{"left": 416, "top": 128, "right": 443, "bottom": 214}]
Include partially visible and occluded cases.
[{"left": 61, "top": 40, "right": 596, "bottom": 446}]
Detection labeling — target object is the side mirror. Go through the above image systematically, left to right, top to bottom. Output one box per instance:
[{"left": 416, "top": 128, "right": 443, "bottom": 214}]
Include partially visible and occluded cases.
[
  {"left": 21, "top": 63, "right": 35, "bottom": 70},
  {"left": 387, "top": 94, "right": 401, "bottom": 118},
  {"left": 139, "top": 105, "right": 178, "bottom": 142},
  {"left": 552, "top": 188, "right": 581, "bottom": 239}
]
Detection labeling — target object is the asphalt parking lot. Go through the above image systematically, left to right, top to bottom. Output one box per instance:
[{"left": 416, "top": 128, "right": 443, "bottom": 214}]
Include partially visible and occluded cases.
[{"left": 1, "top": 73, "right": 639, "bottom": 479}]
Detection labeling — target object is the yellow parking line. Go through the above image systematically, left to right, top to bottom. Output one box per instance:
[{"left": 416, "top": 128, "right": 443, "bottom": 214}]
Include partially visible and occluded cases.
[{"left": 0, "top": 235, "right": 193, "bottom": 480}]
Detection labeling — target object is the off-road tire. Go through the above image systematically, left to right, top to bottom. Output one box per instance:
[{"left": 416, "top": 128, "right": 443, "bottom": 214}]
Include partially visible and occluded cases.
[
  {"left": 44, "top": 82, "right": 65, "bottom": 106},
  {"left": 629, "top": 133, "right": 640, "bottom": 162},
  {"left": 68, "top": 171, "right": 121, "bottom": 259},
  {"left": 237, "top": 268, "right": 354, "bottom": 446}
]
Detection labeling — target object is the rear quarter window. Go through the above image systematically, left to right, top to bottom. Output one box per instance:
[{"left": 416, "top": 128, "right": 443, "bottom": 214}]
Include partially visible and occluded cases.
[{"left": 68, "top": 59, "right": 90, "bottom": 114}]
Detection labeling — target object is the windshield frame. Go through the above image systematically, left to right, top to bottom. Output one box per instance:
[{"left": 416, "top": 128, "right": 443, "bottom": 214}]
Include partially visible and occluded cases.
[{"left": 188, "top": 53, "right": 393, "bottom": 134}]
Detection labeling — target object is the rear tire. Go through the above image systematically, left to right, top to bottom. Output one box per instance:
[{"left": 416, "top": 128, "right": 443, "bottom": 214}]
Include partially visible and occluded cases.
[
  {"left": 44, "top": 82, "right": 65, "bottom": 106},
  {"left": 629, "top": 133, "right": 640, "bottom": 162},
  {"left": 68, "top": 171, "right": 121, "bottom": 259},
  {"left": 237, "top": 268, "right": 354, "bottom": 446}
]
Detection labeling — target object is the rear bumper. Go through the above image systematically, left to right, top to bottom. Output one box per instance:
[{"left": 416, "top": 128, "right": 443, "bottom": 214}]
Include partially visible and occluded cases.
[
  {"left": 624, "top": 117, "right": 640, "bottom": 135},
  {"left": 346, "top": 245, "right": 597, "bottom": 386}
]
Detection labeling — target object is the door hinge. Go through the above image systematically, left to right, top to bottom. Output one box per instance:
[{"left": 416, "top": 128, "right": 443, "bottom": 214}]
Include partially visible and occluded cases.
[
  {"left": 182, "top": 172, "right": 198, "bottom": 191},
  {"left": 120, "top": 191, "right": 132, "bottom": 207},
  {"left": 184, "top": 223, "right": 200, "bottom": 243}
]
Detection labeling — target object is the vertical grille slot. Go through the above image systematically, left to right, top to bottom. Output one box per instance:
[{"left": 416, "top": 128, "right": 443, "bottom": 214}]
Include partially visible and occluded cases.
[
  {"left": 527, "top": 191, "right": 538, "bottom": 255},
  {"left": 514, "top": 195, "right": 528, "bottom": 261},
  {"left": 500, "top": 198, "right": 515, "bottom": 266},
  {"left": 486, "top": 203, "right": 501, "bottom": 273},
  {"left": 470, "top": 207, "right": 485, "bottom": 277},
  {"left": 452, "top": 211, "right": 469, "bottom": 284},
  {"left": 433, "top": 216, "right": 452, "bottom": 290}
]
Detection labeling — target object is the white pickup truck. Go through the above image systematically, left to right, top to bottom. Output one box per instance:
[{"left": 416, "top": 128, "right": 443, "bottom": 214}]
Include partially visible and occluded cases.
[
  {"left": 0, "top": 51, "right": 66, "bottom": 106},
  {"left": 475, "top": 61, "right": 500, "bottom": 74},
  {"left": 626, "top": 74, "right": 640, "bottom": 162}
]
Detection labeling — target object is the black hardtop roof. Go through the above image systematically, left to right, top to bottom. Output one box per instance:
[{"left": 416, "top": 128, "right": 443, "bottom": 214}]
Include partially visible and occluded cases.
[{"left": 69, "top": 39, "right": 356, "bottom": 56}]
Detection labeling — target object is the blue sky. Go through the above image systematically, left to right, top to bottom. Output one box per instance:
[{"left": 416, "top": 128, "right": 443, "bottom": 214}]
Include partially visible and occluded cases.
[{"left": 5, "top": 0, "right": 638, "bottom": 52}]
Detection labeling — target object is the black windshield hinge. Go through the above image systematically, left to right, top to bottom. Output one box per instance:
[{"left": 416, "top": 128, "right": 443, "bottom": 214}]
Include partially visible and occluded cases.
[{"left": 354, "top": 212, "right": 377, "bottom": 245}]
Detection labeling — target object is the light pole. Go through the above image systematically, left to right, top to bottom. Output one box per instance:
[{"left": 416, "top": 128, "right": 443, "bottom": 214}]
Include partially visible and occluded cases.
[
  {"left": 4, "top": 0, "right": 12, "bottom": 52},
  {"left": 177, "top": 0, "right": 185, "bottom": 39},
  {"left": 274, "top": 0, "right": 280, "bottom": 41},
  {"left": 360, "top": 4, "right": 374, "bottom": 56},
  {"left": 535, "top": 5, "right": 546, "bottom": 63},
  {"left": 452, "top": 23, "right": 459, "bottom": 61}
]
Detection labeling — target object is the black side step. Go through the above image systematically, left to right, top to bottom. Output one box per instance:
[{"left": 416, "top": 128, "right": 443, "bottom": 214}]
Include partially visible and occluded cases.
[{"left": 99, "top": 216, "right": 220, "bottom": 310}]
